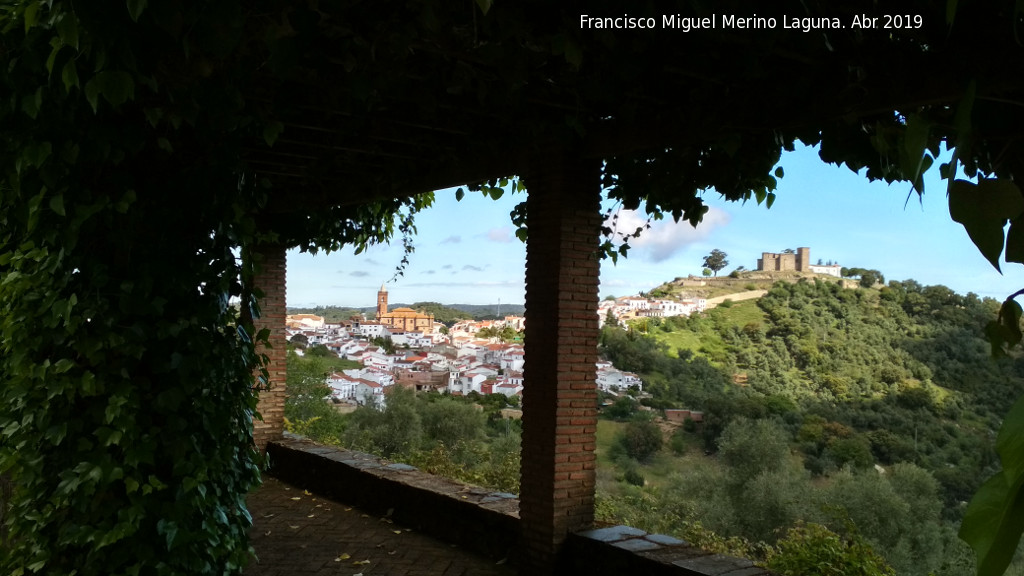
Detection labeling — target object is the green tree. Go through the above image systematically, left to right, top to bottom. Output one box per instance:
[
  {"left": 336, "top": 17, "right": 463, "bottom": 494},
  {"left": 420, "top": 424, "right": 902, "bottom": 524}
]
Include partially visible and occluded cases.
[
  {"left": 703, "top": 249, "right": 729, "bottom": 276},
  {"left": 306, "top": 343, "right": 335, "bottom": 357},
  {"left": 284, "top": 352, "right": 331, "bottom": 420},
  {"left": 345, "top": 386, "right": 422, "bottom": 457},
  {"left": 420, "top": 398, "right": 486, "bottom": 447},
  {"left": 718, "top": 418, "right": 791, "bottom": 486},
  {"left": 617, "top": 420, "right": 663, "bottom": 462}
]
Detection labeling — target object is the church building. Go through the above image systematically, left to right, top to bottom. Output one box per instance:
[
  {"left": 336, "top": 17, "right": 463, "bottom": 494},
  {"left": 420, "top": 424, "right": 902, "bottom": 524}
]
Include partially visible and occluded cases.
[{"left": 376, "top": 283, "right": 435, "bottom": 332}]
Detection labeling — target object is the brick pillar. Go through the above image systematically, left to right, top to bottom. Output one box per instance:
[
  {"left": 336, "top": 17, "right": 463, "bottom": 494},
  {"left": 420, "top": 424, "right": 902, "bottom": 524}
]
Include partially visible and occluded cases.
[
  {"left": 519, "top": 152, "right": 602, "bottom": 574},
  {"left": 251, "top": 245, "right": 288, "bottom": 452}
]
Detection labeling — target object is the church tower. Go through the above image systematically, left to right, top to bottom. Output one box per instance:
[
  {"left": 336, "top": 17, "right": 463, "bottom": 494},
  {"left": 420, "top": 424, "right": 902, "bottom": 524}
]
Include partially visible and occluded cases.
[{"left": 376, "top": 283, "right": 388, "bottom": 319}]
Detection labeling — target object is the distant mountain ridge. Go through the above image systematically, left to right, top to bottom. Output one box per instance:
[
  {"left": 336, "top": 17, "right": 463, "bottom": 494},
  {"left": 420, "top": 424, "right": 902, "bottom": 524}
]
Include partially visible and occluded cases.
[{"left": 287, "top": 302, "right": 525, "bottom": 324}]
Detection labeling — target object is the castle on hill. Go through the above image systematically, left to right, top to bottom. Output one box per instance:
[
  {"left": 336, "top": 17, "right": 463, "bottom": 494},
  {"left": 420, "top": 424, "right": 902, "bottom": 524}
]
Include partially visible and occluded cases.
[
  {"left": 757, "top": 247, "right": 840, "bottom": 278},
  {"left": 376, "top": 284, "right": 435, "bottom": 332}
]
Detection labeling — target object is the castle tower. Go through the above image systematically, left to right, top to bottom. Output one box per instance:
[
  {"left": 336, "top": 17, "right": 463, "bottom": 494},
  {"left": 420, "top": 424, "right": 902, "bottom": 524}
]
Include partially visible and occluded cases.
[
  {"left": 796, "top": 247, "right": 810, "bottom": 272},
  {"left": 376, "top": 283, "right": 388, "bottom": 319}
]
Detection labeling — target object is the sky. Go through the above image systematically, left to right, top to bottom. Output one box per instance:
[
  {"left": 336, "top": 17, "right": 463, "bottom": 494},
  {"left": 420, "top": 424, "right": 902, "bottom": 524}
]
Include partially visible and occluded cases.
[{"left": 286, "top": 144, "right": 1024, "bottom": 308}]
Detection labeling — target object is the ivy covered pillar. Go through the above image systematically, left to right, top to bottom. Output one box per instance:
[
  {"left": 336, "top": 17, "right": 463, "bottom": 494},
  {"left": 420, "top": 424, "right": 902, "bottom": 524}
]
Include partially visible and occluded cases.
[
  {"left": 520, "top": 151, "right": 602, "bottom": 573},
  {"left": 251, "top": 245, "right": 288, "bottom": 451}
]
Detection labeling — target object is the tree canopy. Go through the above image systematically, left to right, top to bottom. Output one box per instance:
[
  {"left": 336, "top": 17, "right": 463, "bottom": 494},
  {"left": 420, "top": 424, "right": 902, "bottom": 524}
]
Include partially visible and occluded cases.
[{"left": 703, "top": 250, "right": 729, "bottom": 277}]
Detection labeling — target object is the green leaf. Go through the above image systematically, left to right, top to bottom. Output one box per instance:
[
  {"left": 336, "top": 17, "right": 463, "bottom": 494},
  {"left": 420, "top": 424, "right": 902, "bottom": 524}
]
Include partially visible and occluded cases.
[
  {"left": 127, "top": 0, "right": 148, "bottom": 22},
  {"left": 474, "top": 0, "right": 492, "bottom": 15},
  {"left": 946, "top": 0, "right": 959, "bottom": 25},
  {"left": 24, "top": 2, "right": 39, "bottom": 32},
  {"left": 57, "top": 13, "right": 80, "bottom": 50},
  {"left": 563, "top": 39, "right": 583, "bottom": 68},
  {"left": 46, "top": 43, "right": 61, "bottom": 75},
  {"left": 61, "top": 60, "right": 80, "bottom": 92},
  {"left": 84, "top": 70, "right": 136, "bottom": 112},
  {"left": 954, "top": 81, "right": 976, "bottom": 150},
  {"left": 21, "top": 87, "right": 43, "bottom": 119},
  {"left": 901, "top": 113, "right": 931, "bottom": 193},
  {"left": 263, "top": 121, "right": 284, "bottom": 147},
  {"left": 25, "top": 141, "right": 52, "bottom": 168},
  {"left": 774, "top": 166, "right": 784, "bottom": 178},
  {"left": 948, "top": 179, "right": 1024, "bottom": 271},
  {"left": 455, "top": 188, "right": 465, "bottom": 201},
  {"left": 49, "top": 194, "right": 65, "bottom": 217},
  {"left": 1007, "top": 217, "right": 1024, "bottom": 264},
  {"left": 1000, "top": 299, "right": 1023, "bottom": 349},
  {"left": 960, "top": 394, "right": 1024, "bottom": 576},
  {"left": 157, "top": 518, "right": 178, "bottom": 550}
]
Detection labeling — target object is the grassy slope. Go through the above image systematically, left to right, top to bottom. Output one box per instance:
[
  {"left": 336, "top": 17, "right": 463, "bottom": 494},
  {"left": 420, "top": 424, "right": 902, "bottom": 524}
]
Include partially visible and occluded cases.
[{"left": 649, "top": 299, "right": 767, "bottom": 361}]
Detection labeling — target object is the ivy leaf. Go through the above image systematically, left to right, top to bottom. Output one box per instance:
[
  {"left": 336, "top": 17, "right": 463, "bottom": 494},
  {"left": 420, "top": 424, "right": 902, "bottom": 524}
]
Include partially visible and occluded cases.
[
  {"left": 127, "top": 0, "right": 148, "bottom": 22},
  {"left": 474, "top": 0, "right": 492, "bottom": 15},
  {"left": 24, "top": 2, "right": 40, "bottom": 32},
  {"left": 57, "top": 13, "right": 80, "bottom": 50},
  {"left": 563, "top": 39, "right": 583, "bottom": 68},
  {"left": 62, "top": 60, "right": 80, "bottom": 92},
  {"left": 84, "top": 70, "right": 136, "bottom": 112},
  {"left": 901, "top": 113, "right": 931, "bottom": 193},
  {"left": 263, "top": 121, "right": 284, "bottom": 147},
  {"left": 948, "top": 179, "right": 1024, "bottom": 272},
  {"left": 49, "top": 194, "right": 65, "bottom": 217},
  {"left": 1007, "top": 217, "right": 1024, "bottom": 264},
  {"left": 1000, "top": 298, "right": 1023, "bottom": 350},
  {"left": 960, "top": 394, "right": 1024, "bottom": 576},
  {"left": 157, "top": 518, "right": 178, "bottom": 550}
]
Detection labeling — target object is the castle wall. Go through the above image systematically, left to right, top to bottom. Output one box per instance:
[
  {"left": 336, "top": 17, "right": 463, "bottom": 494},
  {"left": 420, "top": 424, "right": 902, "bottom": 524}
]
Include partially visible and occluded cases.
[{"left": 758, "top": 248, "right": 811, "bottom": 272}]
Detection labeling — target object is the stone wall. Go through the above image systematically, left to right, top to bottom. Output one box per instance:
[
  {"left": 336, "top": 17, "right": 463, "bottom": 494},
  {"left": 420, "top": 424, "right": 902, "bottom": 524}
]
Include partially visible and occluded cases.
[{"left": 263, "top": 434, "right": 777, "bottom": 576}]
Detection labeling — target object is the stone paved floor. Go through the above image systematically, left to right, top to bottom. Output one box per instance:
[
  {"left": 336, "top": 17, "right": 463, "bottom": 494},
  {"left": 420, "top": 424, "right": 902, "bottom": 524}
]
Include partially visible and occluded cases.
[{"left": 244, "top": 476, "right": 516, "bottom": 576}]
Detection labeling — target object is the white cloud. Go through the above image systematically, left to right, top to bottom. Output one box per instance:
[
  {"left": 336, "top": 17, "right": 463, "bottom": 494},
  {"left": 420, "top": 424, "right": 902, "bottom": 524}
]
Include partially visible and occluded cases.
[
  {"left": 605, "top": 207, "right": 731, "bottom": 262},
  {"left": 486, "top": 227, "right": 514, "bottom": 243}
]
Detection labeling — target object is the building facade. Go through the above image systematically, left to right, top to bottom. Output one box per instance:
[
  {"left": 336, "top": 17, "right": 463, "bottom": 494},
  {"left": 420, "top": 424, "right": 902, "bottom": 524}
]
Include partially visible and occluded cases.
[
  {"left": 757, "top": 247, "right": 811, "bottom": 272},
  {"left": 375, "top": 283, "right": 435, "bottom": 332}
]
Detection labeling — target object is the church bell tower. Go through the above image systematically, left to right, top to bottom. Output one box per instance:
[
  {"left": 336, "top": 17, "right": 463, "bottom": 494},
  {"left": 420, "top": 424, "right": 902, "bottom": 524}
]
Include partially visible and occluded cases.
[{"left": 376, "top": 283, "right": 388, "bottom": 319}]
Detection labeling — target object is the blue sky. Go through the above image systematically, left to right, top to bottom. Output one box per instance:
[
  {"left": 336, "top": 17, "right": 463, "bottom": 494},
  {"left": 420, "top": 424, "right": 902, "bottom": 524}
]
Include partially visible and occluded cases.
[{"left": 286, "top": 144, "right": 1024, "bottom": 308}]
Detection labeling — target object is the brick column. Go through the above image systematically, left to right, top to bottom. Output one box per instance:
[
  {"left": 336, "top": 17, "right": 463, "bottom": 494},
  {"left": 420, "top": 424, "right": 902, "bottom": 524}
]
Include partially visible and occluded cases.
[
  {"left": 520, "top": 152, "right": 602, "bottom": 573},
  {"left": 251, "top": 245, "right": 288, "bottom": 452}
]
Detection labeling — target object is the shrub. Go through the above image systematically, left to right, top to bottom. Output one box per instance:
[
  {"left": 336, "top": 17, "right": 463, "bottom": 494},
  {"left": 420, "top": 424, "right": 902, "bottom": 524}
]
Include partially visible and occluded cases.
[
  {"left": 618, "top": 421, "right": 664, "bottom": 462},
  {"left": 624, "top": 468, "right": 646, "bottom": 487},
  {"left": 765, "top": 522, "right": 895, "bottom": 576}
]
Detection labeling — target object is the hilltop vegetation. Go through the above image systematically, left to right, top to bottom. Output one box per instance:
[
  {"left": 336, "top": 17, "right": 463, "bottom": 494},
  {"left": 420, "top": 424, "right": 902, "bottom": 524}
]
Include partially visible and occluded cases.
[{"left": 597, "top": 277, "right": 1024, "bottom": 575}]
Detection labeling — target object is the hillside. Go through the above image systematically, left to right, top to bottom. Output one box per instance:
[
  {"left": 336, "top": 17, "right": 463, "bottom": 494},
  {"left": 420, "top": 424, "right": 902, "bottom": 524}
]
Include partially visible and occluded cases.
[
  {"left": 645, "top": 270, "right": 858, "bottom": 301},
  {"left": 602, "top": 276, "right": 1019, "bottom": 491},
  {"left": 597, "top": 277, "right": 1024, "bottom": 574},
  {"left": 602, "top": 277, "right": 1023, "bottom": 508}
]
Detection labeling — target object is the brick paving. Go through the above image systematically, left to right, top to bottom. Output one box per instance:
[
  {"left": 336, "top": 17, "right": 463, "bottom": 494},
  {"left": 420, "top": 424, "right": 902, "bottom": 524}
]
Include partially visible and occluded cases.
[{"left": 244, "top": 476, "right": 516, "bottom": 576}]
